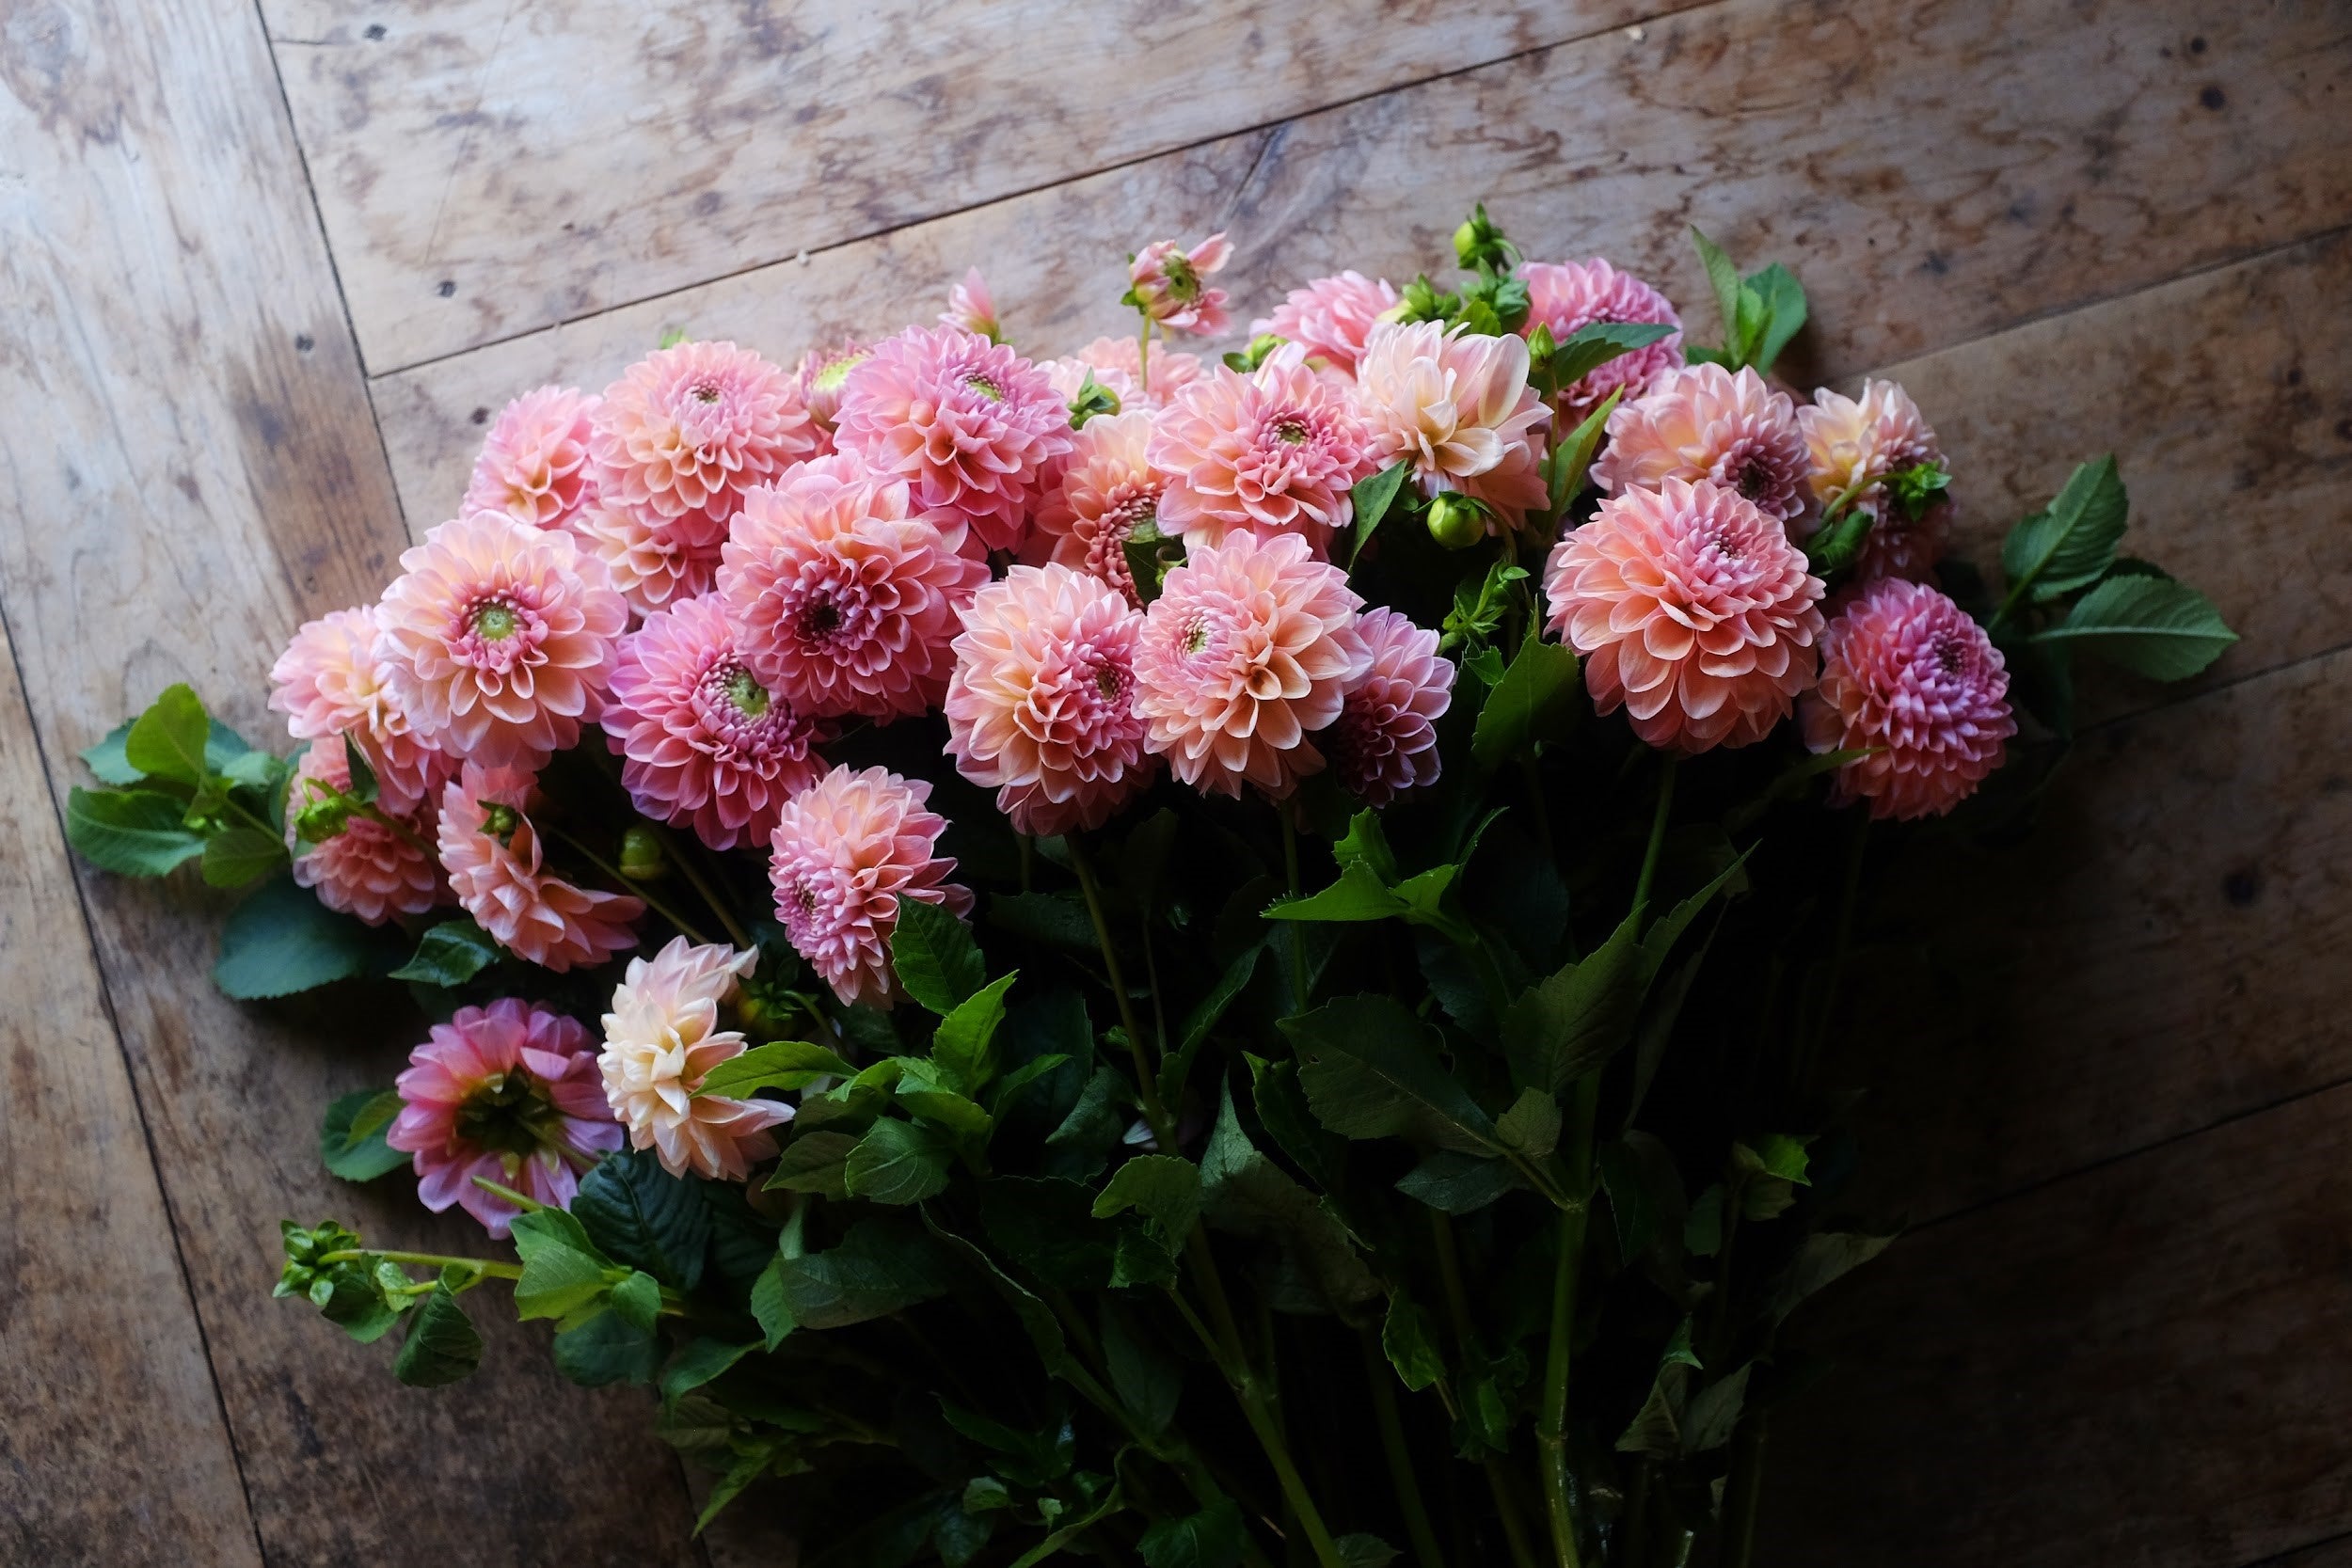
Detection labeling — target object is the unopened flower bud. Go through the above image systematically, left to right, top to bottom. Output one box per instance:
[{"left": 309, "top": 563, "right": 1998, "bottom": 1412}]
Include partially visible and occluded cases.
[
  {"left": 1453, "top": 203, "right": 1514, "bottom": 272},
  {"left": 1426, "top": 492, "right": 1487, "bottom": 550},
  {"left": 294, "top": 795, "right": 356, "bottom": 845},
  {"left": 480, "top": 802, "right": 520, "bottom": 845},
  {"left": 618, "top": 823, "right": 667, "bottom": 880}
]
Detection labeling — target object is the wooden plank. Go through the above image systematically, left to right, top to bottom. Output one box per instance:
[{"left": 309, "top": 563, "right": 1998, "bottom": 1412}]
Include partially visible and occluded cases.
[
  {"left": 0, "top": 0, "right": 704, "bottom": 1558},
  {"left": 263, "top": 0, "right": 1671, "bottom": 372},
  {"left": 373, "top": 0, "right": 2352, "bottom": 520},
  {"left": 0, "top": 620, "right": 263, "bottom": 1563},
  {"left": 1763, "top": 1077, "right": 2352, "bottom": 1567}
]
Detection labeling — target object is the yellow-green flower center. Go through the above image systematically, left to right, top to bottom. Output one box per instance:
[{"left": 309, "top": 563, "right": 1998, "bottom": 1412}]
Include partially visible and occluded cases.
[
  {"left": 964, "top": 372, "right": 1004, "bottom": 402},
  {"left": 1273, "top": 418, "right": 1310, "bottom": 445},
  {"left": 473, "top": 602, "right": 519, "bottom": 641},
  {"left": 726, "top": 667, "right": 771, "bottom": 719}
]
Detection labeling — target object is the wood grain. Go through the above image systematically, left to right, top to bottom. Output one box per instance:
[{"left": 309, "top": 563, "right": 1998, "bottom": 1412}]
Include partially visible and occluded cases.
[
  {"left": 0, "top": 0, "right": 703, "bottom": 1559},
  {"left": 263, "top": 0, "right": 1672, "bottom": 372},
  {"left": 371, "top": 0, "right": 2352, "bottom": 522},
  {"left": 1765, "top": 1073, "right": 2352, "bottom": 1567}
]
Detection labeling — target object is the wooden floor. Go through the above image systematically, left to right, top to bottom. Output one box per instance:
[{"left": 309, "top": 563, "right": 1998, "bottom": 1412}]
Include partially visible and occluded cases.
[{"left": 2, "top": 1, "right": 2346, "bottom": 1561}]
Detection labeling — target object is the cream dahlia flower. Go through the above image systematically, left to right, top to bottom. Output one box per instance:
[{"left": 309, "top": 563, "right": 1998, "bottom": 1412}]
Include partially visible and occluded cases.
[
  {"left": 1355, "top": 321, "right": 1550, "bottom": 529},
  {"left": 599, "top": 937, "right": 791, "bottom": 1181}
]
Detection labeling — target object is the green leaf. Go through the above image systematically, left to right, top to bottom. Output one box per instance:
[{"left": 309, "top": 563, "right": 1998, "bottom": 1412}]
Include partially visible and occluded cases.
[
  {"left": 1690, "top": 228, "right": 1746, "bottom": 358},
  {"left": 1743, "top": 262, "right": 1807, "bottom": 373},
  {"left": 1549, "top": 320, "right": 1678, "bottom": 388},
  {"left": 1544, "top": 388, "right": 1622, "bottom": 510},
  {"left": 2000, "top": 455, "right": 2129, "bottom": 603},
  {"left": 1349, "top": 461, "right": 1414, "bottom": 562},
  {"left": 1803, "top": 503, "right": 1874, "bottom": 576},
  {"left": 2031, "top": 573, "right": 2237, "bottom": 681},
  {"left": 1470, "top": 636, "right": 1581, "bottom": 771},
  {"left": 123, "top": 684, "right": 213, "bottom": 788},
  {"left": 80, "top": 723, "right": 144, "bottom": 785},
  {"left": 340, "top": 734, "right": 378, "bottom": 804},
  {"left": 65, "top": 786, "right": 206, "bottom": 876},
  {"left": 1333, "top": 810, "right": 1399, "bottom": 884},
  {"left": 200, "top": 826, "right": 285, "bottom": 888},
  {"left": 1639, "top": 846, "right": 1754, "bottom": 987},
  {"left": 1263, "top": 860, "right": 1407, "bottom": 925},
  {"left": 214, "top": 876, "right": 380, "bottom": 998},
  {"left": 989, "top": 890, "right": 1100, "bottom": 951},
  {"left": 891, "top": 897, "right": 987, "bottom": 1014},
  {"left": 1502, "top": 909, "right": 1644, "bottom": 1095},
  {"left": 387, "top": 919, "right": 501, "bottom": 986},
  {"left": 1174, "top": 942, "right": 1261, "bottom": 1063},
  {"left": 932, "top": 972, "right": 1017, "bottom": 1094},
  {"left": 1282, "top": 995, "right": 1500, "bottom": 1153},
  {"left": 700, "top": 1038, "right": 856, "bottom": 1099},
  {"left": 1246, "top": 1053, "right": 1347, "bottom": 1197},
  {"left": 894, "top": 1058, "right": 996, "bottom": 1136},
  {"left": 1199, "top": 1085, "right": 1380, "bottom": 1309},
  {"left": 1494, "top": 1087, "right": 1562, "bottom": 1160},
  {"left": 319, "top": 1088, "right": 406, "bottom": 1181},
  {"left": 844, "top": 1117, "right": 954, "bottom": 1205},
  {"left": 766, "top": 1131, "right": 858, "bottom": 1198},
  {"left": 1597, "top": 1131, "right": 1685, "bottom": 1263},
  {"left": 1731, "top": 1134, "right": 1811, "bottom": 1221},
  {"left": 572, "top": 1149, "right": 709, "bottom": 1290},
  {"left": 1394, "top": 1149, "right": 1524, "bottom": 1214},
  {"left": 1091, "top": 1154, "right": 1200, "bottom": 1243},
  {"left": 1684, "top": 1184, "right": 1724, "bottom": 1257},
  {"left": 511, "top": 1208, "right": 617, "bottom": 1323},
  {"left": 921, "top": 1209, "right": 1072, "bottom": 1376},
  {"left": 774, "top": 1216, "right": 959, "bottom": 1329},
  {"left": 1763, "top": 1229, "right": 1898, "bottom": 1326},
  {"left": 750, "top": 1255, "right": 796, "bottom": 1350},
  {"left": 310, "top": 1261, "right": 404, "bottom": 1343},
  {"left": 608, "top": 1269, "right": 662, "bottom": 1332},
  {"left": 391, "top": 1274, "right": 483, "bottom": 1387},
  {"left": 1381, "top": 1293, "right": 1447, "bottom": 1391},
  {"left": 1101, "top": 1302, "right": 1182, "bottom": 1436},
  {"left": 552, "top": 1308, "right": 662, "bottom": 1386},
  {"left": 660, "top": 1336, "right": 756, "bottom": 1400},
  {"left": 1616, "top": 1360, "right": 1694, "bottom": 1458},
  {"left": 1680, "top": 1363, "right": 1751, "bottom": 1453},
  {"left": 1138, "top": 1496, "right": 1245, "bottom": 1568},
  {"left": 1335, "top": 1535, "right": 1402, "bottom": 1568}
]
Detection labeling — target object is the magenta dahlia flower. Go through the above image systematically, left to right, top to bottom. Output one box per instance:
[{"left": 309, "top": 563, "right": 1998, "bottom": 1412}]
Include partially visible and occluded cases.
[
  {"left": 1127, "top": 232, "right": 1233, "bottom": 336},
  {"left": 1518, "top": 259, "right": 1684, "bottom": 413},
  {"left": 941, "top": 268, "right": 1002, "bottom": 341},
  {"left": 1254, "top": 271, "right": 1403, "bottom": 376},
  {"left": 1355, "top": 322, "right": 1549, "bottom": 530},
  {"left": 832, "top": 326, "right": 1073, "bottom": 554},
  {"left": 591, "top": 341, "right": 815, "bottom": 547},
  {"left": 795, "top": 341, "right": 871, "bottom": 455},
  {"left": 1148, "top": 348, "right": 1376, "bottom": 552},
  {"left": 1595, "top": 363, "right": 1809, "bottom": 525},
  {"left": 1799, "top": 379, "right": 1950, "bottom": 580},
  {"left": 463, "top": 385, "right": 600, "bottom": 532},
  {"left": 1033, "top": 409, "right": 1164, "bottom": 609},
  {"left": 716, "top": 460, "right": 989, "bottom": 721},
  {"left": 1544, "top": 477, "right": 1825, "bottom": 753},
  {"left": 568, "top": 501, "right": 722, "bottom": 617},
  {"left": 373, "top": 513, "right": 628, "bottom": 770},
  {"left": 1134, "top": 531, "right": 1369, "bottom": 800},
  {"left": 946, "top": 564, "right": 1156, "bottom": 836},
  {"left": 1801, "top": 578, "right": 2014, "bottom": 819},
  {"left": 603, "top": 594, "right": 827, "bottom": 850},
  {"left": 268, "top": 604, "right": 454, "bottom": 815},
  {"left": 1325, "top": 608, "right": 1454, "bottom": 808},
  {"left": 284, "top": 740, "right": 444, "bottom": 925},
  {"left": 437, "top": 763, "right": 643, "bottom": 972},
  {"left": 768, "top": 766, "right": 973, "bottom": 1007},
  {"left": 599, "top": 938, "right": 791, "bottom": 1181},
  {"left": 388, "top": 998, "right": 621, "bottom": 1238}
]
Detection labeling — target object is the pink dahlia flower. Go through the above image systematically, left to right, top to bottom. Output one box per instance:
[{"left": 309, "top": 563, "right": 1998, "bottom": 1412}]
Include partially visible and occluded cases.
[
  {"left": 1127, "top": 232, "right": 1233, "bottom": 337},
  {"left": 1518, "top": 259, "right": 1684, "bottom": 413},
  {"left": 941, "top": 268, "right": 1002, "bottom": 342},
  {"left": 1254, "top": 271, "right": 1403, "bottom": 376},
  {"left": 1355, "top": 321, "right": 1549, "bottom": 530},
  {"left": 833, "top": 326, "right": 1073, "bottom": 554},
  {"left": 1040, "top": 335, "right": 1207, "bottom": 414},
  {"left": 591, "top": 341, "right": 815, "bottom": 547},
  {"left": 795, "top": 341, "right": 872, "bottom": 455},
  {"left": 1148, "top": 347, "right": 1376, "bottom": 551},
  {"left": 1594, "top": 363, "right": 1809, "bottom": 525},
  {"left": 1798, "top": 379, "right": 1950, "bottom": 581},
  {"left": 463, "top": 385, "right": 600, "bottom": 532},
  {"left": 1032, "top": 409, "right": 1165, "bottom": 609},
  {"left": 717, "top": 461, "right": 989, "bottom": 721},
  {"left": 1544, "top": 477, "right": 1825, "bottom": 753},
  {"left": 568, "top": 501, "right": 722, "bottom": 617},
  {"left": 374, "top": 512, "right": 629, "bottom": 770},
  {"left": 1134, "top": 531, "right": 1369, "bottom": 800},
  {"left": 946, "top": 564, "right": 1156, "bottom": 836},
  {"left": 1801, "top": 578, "right": 2014, "bottom": 820},
  {"left": 604, "top": 594, "right": 828, "bottom": 850},
  {"left": 268, "top": 604, "right": 454, "bottom": 815},
  {"left": 1325, "top": 608, "right": 1454, "bottom": 808},
  {"left": 284, "top": 740, "right": 444, "bottom": 925},
  {"left": 437, "top": 763, "right": 643, "bottom": 972},
  {"left": 768, "top": 766, "right": 973, "bottom": 1008},
  {"left": 599, "top": 938, "right": 791, "bottom": 1181},
  {"left": 388, "top": 999, "right": 621, "bottom": 1237}
]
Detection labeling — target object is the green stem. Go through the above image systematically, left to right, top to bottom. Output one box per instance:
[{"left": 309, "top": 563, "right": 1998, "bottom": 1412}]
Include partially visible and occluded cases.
[
  {"left": 1632, "top": 755, "right": 1677, "bottom": 915},
  {"left": 1797, "top": 811, "right": 1870, "bottom": 1089},
  {"left": 1279, "top": 814, "right": 1310, "bottom": 1012},
  {"left": 544, "top": 822, "right": 712, "bottom": 946},
  {"left": 655, "top": 822, "right": 753, "bottom": 948},
  {"left": 1069, "top": 837, "right": 1172, "bottom": 1145},
  {"left": 1535, "top": 1076, "right": 1598, "bottom": 1568},
  {"left": 319, "top": 1248, "right": 520, "bottom": 1281},
  {"left": 1167, "top": 1290, "right": 1346, "bottom": 1568},
  {"left": 1358, "top": 1326, "right": 1448, "bottom": 1568},
  {"left": 1719, "top": 1414, "right": 1769, "bottom": 1568}
]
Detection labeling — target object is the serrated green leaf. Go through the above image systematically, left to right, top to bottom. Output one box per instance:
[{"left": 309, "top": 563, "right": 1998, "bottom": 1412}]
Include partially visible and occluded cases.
[
  {"left": 1691, "top": 228, "right": 1745, "bottom": 358},
  {"left": 1743, "top": 261, "right": 1807, "bottom": 373},
  {"left": 1549, "top": 320, "right": 1678, "bottom": 388},
  {"left": 1545, "top": 387, "right": 1622, "bottom": 510},
  {"left": 2000, "top": 455, "right": 2128, "bottom": 603},
  {"left": 1349, "top": 461, "right": 1413, "bottom": 562},
  {"left": 2030, "top": 573, "right": 2237, "bottom": 681},
  {"left": 1471, "top": 636, "right": 1581, "bottom": 771},
  {"left": 123, "top": 684, "right": 213, "bottom": 788},
  {"left": 80, "top": 722, "right": 143, "bottom": 785},
  {"left": 65, "top": 787, "right": 206, "bottom": 876},
  {"left": 200, "top": 825, "right": 286, "bottom": 888},
  {"left": 1263, "top": 861, "right": 1406, "bottom": 924},
  {"left": 214, "top": 876, "right": 381, "bottom": 998},
  {"left": 989, "top": 889, "right": 1099, "bottom": 951},
  {"left": 891, "top": 897, "right": 986, "bottom": 1014},
  {"left": 1503, "top": 908, "right": 1643, "bottom": 1095},
  {"left": 387, "top": 919, "right": 501, "bottom": 986},
  {"left": 932, "top": 972, "right": 1017, "bottom": 1095},
  {"left": 1283, "top": 995, "right": 1500, "bottom": 1153},
  {"left": 699, "top": 1038, "right": 855, "bottom": 1099},
  {"left": 894, "top": 1057, "right": 996, "bottom": 1136},
  {"left": 1200, "top": 1084, "right": 1379, "bottom": 1308},
  {"left": 1494, "top": 1087, "right": 1562, "bottom": 1160},
  {"left": 319, "top": 1088, "right": 406, "bottom": 1181},
  {"left": 844, "top": 1117, "right": 954, "bottom": 1205},
  {"left": 766, "top": 1130, "right": 857, "bottom": 1198},
  {"left": 572, "top": 1149, "right": 709, "bottom": 1290},
  {"left": 1394, "top": 1149, "right": 1523, "bottom": 1213},
  {"left": 1091, "top": 1154, "right": 1200, "bottom": 1243},
  {"left": 511, "top": 1209, "right": 616, "bottom": 1323},
  {"left": 774, "top": 1216, "right": 958, "bottom": 1329},
  {"left": 750, "top": 1255, "right": 796, "bottom": 1351},
  {"left": 608, "top": 1269, "right": 662, "bottom": 1333},
  {"left": 391, "top": 1275, "right": 482, "bottom": 1387},
  {"left": 1381, "top": 1293, "right": 1447, "bottom": 1391},
  {"left": 1101, "top": 1301, "right": 1182, "bottom": 1436},
  {"left": 552, "top": 1307, "right": 661, "bottom": 1386},
  {"left": 660, "top": 1336, "right": 756, "bottom": 1400},
  {"left": 1681, "top": 1363, "right": 1751, "bottom": 1453},
  {"left": 1138, "top": 1496, "right": 1245, "bottom": 1568},
  {"left": 1335, "top": 1535, "right": 1401, "bottom": 1568}
]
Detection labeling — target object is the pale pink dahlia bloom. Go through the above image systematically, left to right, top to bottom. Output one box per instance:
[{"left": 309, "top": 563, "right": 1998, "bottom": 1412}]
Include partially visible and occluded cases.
[
  {"left": 1127, "top": 232, "right": 1233, "bottom": 336},
  {"left": 1518, "top": 259, "right": 1685, "bottom": 413},
  {"left": 941, "top": 268, "right": 1002, "bottom": 342},
  {"left": 1254, "top": 271, "right": 1403, "bottom": 376},
  {"left": 1355, "top": 321, "right": 1549, "bottom": 529},
  {"left": 833, "top": 326, "right": 1073, "bottom": 554},
  {"left": 1040, "top": 335, "right": 1207, "bottom": 413},
  {"left": 592, "top": 341, "right": 816, "bottom": 547},
  {"left": 795, "top": 341, "right": 872, "bottom": 455},
  {"left": 1148, "top": 347, "right": 1376, "bottom": 551},
  {"left": 1594, "top": 363, "right": 1809, "bottom": 525},
  {"left": 1798, "top": 379, "right": 1950, "bottom": 581},
  {"left": 463, "top": 385, "right": 600, "bottom": 532},
  {"left": 1032, "top": 410, "right": 1165, "bottom": 609},
  {"left": 717, "top": 462, "right": 989, "bottom": 721},
  {"left": 1544, "top": 477, "right": 1825, "bottom": 753},
  {"left": 568, "top": 501, "right": 722, "bottom": 617},
  {"left": 374, "top": 512, "right": 629, "bottom": 770},
  {"left": 1134, "top": 531, "right": 1369, "bottom": 800},
  {"left": 946, "top": 564, "right": 1156, "bottom": 836},
  {"left": 1801, "top": 578, "right": 2014, "bottom": 820},
  {"left": 604, "top": 594, "right": 827, "bottom": 850},
  {"left": 268, "top": 604, "right": 454, "bottom": 815},
  {"left": 1324, "top": 608, "right": 1454, "bottom": 809},
  {"left": 284, "top": 741, "right": 444, "bottom": 925},
  {"left": 437, "top": 763, "right": 643, "bottom": 972},
  {"left": 768, "top": 766, "right": 973, "bottom": 1008},
  {"left": 600, "top": 938, "right": 791, "bottom": 1181},
  {"left": 388, "top": 999, "right": 621, "bottom": 1238}
]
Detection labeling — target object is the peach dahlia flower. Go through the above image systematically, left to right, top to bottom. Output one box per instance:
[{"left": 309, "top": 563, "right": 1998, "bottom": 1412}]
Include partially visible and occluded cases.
[
  {"left": 1518, "top": 259, "right": 1684, "bottom": 413},
  {"left": 1254, "top": 271, "right": 1403, "bottom": 377},
  {"left": 1355, "top": 321, "right": 1550, "bottom": 529},
  {"left": 591, "top": 341, "right": 815, "bottom": 547},
  {"left": 1148, "top": 348, "right": 1375, "bottom": 552},
  {"left": 1594, "top": 363, "right": 1809, "bottom": 525},
  {"left": 1799, "top": 378, "right": 1950, "bottom": 581},
  {"left": 463, "top": 385, "right": 600, "bottom": 532},
  {"left": 1032, "top": 409, "right": 1165, "bottom": 609},
  {"left": 268, "top": 604, "right": 454, "bottom": 815},
  {"left": 1325, "top": 608, "right": 1454, "bottom": 809},
  {"left": 284, "top": 740, "right": 444, "bottom": 925},
  {"left": 437, "top": 763, "right": 642, "bottom": 972},
  {"left": 768, "top": 766, "right": 973, "bottom": 1008},
  {"left": 599, "top": 938, "right": 791, "bottom": 1181}
]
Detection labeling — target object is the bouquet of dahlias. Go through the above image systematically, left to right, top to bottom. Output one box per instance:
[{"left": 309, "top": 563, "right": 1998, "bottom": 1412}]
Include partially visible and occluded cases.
[{"left": 70, "top": 207, "right": 2235, "bottom": 1568}]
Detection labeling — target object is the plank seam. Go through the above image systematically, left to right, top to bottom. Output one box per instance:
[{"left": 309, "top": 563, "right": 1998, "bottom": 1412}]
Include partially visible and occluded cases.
[
  {"left": 0, "top": 595, "right": 272, "bottom": 1568},
  {"left": 2245, "top": 1526, "right": 2352, "bottom": 1567}
]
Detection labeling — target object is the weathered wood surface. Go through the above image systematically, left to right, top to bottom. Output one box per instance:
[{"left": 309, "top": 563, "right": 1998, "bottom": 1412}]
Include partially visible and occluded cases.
[
  {"left": 0, "top": 0, "right": 702, "bottom": 1560},
  {"left": 263, "top": 0, "right": 1673, "bottom": 372},
  {"left": 372, "top": 0, "right": 2352, "bottom": 523}
]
